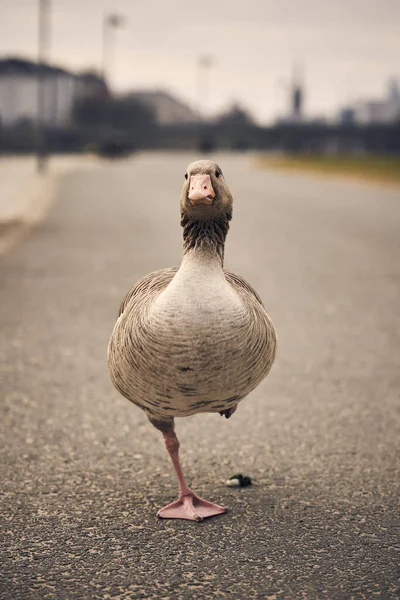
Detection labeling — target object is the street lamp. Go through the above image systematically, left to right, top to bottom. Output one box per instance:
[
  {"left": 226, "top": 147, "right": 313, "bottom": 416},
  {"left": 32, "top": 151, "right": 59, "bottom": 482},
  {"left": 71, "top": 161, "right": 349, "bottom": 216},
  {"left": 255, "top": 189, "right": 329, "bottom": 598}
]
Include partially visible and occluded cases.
[
  {"left": 37, "top": 0, "right": 51, "bottom": 173},
  {"left": 102, "top": 13, "right": 125, "bottom": 88},
  {"left": 195, "top": 54, "right": 216, "bottom": 152},
  {"left": 196, "top": 54, "right": 216, "bottom": 121}
]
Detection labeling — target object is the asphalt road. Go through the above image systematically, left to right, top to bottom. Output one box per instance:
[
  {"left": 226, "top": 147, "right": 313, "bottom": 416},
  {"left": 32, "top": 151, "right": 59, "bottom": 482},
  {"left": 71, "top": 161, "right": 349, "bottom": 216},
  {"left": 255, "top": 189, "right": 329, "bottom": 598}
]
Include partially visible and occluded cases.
[{"left": 1, "top": 153, "right": 399, "bottom": 599}]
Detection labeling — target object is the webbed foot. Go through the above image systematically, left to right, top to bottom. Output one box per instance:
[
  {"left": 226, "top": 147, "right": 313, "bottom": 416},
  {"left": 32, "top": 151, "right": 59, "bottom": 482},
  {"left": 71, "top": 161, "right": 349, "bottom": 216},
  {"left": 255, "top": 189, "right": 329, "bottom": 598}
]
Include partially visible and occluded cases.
[{"left": 157, "top": 492, "right": 227, "bottom": 522}]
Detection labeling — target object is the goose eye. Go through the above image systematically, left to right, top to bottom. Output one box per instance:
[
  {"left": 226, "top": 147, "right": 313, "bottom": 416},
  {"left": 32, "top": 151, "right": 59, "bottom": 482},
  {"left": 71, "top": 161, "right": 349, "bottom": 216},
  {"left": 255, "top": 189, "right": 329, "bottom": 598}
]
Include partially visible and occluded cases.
[
  {"left": 215, "top": 169, "right": 221, "bottom": 178},
  {"left": 184, "top": 173, "right": 188, "bottom": 180}
]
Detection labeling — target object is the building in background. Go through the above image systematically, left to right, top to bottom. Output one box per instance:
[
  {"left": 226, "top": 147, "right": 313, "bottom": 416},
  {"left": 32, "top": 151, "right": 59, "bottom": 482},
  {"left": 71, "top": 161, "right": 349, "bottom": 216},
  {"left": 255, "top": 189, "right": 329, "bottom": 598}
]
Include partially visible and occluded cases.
[
  {"left": 0, "top": 57, "right": 108, "bottom": 127},
  {"left": 339, "top": 79, "right": 400, "bottom": 125},
  {"left": 125, "top": 90, "right": 197, "bottom": 125}
]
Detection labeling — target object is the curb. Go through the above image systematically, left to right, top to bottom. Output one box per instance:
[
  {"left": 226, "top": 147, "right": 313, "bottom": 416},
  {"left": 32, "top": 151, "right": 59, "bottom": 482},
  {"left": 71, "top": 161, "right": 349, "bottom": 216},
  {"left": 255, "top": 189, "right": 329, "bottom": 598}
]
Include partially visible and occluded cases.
[{"left": 0, "top": 156, "right": 97, "bottom": 256}]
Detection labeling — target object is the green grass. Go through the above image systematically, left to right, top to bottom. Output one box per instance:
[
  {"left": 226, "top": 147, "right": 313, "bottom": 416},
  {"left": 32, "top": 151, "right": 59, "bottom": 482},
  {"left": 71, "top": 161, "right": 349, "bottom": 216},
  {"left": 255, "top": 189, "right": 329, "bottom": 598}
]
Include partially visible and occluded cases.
[{"left": 258, "top": 154, "right": 400, "bottom": 185}]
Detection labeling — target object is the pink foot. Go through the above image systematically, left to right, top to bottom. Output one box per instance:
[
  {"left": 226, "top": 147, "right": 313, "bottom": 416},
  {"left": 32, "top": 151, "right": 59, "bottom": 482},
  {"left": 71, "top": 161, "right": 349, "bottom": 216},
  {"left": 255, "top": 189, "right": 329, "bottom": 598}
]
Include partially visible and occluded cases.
[{"left": 157, "top": 492, "right": 227, "bottom": 522}]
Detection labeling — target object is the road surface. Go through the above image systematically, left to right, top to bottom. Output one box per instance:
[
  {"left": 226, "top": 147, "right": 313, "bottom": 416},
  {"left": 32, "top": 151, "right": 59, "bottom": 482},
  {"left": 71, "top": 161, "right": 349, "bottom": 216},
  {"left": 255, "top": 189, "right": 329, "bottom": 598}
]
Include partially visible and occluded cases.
[{"left": 1, "top": 153, "right": 399, "bottom": 599}]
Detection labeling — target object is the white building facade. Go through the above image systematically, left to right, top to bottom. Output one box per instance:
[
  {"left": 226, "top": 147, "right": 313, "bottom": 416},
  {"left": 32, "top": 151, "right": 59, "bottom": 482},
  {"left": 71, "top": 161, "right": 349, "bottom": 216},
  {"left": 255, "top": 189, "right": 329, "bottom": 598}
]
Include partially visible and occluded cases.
[
  {"left": 0, "top": 58, "right": 107, "bottom": 127},
  {"left": 342, "top": 79, "right": 400, "bottom": 125}
]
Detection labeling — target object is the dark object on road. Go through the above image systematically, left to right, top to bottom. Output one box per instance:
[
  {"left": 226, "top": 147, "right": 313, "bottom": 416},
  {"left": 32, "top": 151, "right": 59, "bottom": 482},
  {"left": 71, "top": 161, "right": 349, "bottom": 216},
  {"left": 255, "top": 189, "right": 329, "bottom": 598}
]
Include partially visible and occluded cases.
[
  {"left": 198, "top": 137, "right": 215, "bottom": 153},
  {"left": 96, "top": 139, "right": 133, "bottom": 159},
  {"left": 233, "top": 140, "right": 249, "bottom": 152},
  {"left": 108, "top": 159, "right": 277, "bottom": 522},
  {"left": 226, "top": 474, "right": 253, "bottom": 488}
]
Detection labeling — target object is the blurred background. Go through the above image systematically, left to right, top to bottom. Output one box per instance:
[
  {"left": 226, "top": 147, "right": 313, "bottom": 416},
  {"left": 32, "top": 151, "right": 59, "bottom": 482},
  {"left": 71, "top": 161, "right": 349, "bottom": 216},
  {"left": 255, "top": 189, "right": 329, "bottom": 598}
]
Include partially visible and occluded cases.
[
  {"left": 0, "top": 0, "right": 399, "bottom": 167},
  {"left": 2, "top": 3, "right": 400, "bottom": 597}
]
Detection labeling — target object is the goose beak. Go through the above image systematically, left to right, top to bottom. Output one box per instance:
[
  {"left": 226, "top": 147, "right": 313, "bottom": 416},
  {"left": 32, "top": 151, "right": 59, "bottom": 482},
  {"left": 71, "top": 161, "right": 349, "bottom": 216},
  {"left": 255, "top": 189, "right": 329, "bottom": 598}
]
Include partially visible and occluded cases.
[{"left": 188, "top": 174, "right": 216, "bottom": 205}]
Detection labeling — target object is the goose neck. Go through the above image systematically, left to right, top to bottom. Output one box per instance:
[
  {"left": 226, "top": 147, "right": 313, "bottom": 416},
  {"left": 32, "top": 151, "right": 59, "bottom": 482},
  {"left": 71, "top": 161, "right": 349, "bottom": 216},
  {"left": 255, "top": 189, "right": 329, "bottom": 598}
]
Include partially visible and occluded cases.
[
  {"left": 181, "top": 216, "right": 229, "bottom": 266},
  {"left": 180, "top": 246, "right": 224, "bottom": 272}
]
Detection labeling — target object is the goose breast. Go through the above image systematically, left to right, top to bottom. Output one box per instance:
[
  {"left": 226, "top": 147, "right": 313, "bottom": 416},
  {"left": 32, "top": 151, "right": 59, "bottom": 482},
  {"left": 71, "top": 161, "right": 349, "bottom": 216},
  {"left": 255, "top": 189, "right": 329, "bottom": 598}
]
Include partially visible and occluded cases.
[{"left": 108, "top": 265, "right": 276, "bottom": 418}]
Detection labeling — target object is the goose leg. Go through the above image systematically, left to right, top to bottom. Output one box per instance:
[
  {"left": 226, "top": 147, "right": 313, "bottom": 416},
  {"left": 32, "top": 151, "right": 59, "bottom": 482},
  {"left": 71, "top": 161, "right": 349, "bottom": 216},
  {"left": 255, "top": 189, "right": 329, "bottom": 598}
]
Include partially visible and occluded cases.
[{"left": 149, "top": 417, "right": 227, "bottom": 522}]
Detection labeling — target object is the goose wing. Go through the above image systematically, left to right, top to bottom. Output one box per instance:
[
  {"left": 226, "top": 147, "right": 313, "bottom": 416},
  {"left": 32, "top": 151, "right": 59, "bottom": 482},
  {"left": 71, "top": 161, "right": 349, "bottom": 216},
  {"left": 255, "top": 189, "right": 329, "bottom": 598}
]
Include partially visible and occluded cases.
[
  {"left": 118, "top": 267, "right": 179, "bottom": 317},
  {"left": 224, "top": 270, "right": 265, "bottom": 308}
]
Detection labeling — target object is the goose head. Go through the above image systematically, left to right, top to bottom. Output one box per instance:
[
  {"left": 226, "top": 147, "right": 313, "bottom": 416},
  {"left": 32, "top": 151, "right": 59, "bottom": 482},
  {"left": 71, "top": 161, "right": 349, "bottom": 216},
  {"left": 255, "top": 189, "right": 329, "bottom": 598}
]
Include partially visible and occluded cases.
[{"left": 180, "top": 160, "right": 233, "bottom": 223}]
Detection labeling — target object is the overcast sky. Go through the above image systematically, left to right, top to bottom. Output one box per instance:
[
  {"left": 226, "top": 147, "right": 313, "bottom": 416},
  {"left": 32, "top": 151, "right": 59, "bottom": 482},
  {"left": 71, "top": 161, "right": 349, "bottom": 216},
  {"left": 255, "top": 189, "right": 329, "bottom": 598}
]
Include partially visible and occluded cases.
[{"left": 0, "top": 0, "right": 399, "bottom": 123}]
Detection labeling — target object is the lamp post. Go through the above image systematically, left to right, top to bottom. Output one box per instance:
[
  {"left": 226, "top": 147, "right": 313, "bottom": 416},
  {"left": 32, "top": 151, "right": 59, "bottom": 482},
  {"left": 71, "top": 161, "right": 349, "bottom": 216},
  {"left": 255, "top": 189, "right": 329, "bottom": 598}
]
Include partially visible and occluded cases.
[
  {"left": 36, "top": 0, "right": 51, "bottom": 173},
  {"left": 102, "top": 13, "right": 125, "bottom": 88},
  {"left": 195, "top": 54, "right": 216, "bottom": 151},
  {"left": 196, "top": 54, "right": 215, "bottom": 121}
]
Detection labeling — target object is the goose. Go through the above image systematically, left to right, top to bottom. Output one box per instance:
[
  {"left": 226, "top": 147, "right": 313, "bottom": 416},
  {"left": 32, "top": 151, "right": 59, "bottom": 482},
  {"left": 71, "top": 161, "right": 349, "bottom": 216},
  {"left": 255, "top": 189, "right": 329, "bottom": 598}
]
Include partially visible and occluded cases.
[{"left": 108, "top": 159, "right": 277, "bottom": 522}]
